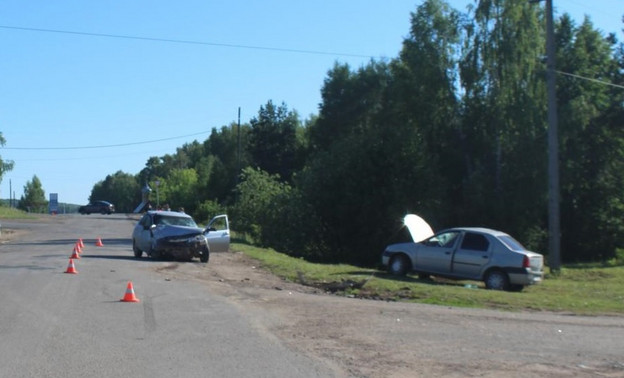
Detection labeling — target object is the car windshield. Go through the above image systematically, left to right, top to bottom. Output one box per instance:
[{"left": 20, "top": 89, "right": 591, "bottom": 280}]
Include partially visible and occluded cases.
[
  {"left": 154, "top": 214, "right": 197, "bottom": 228},
  {"left": 498, "top": 235, "right": 526, "bottom": 251}
]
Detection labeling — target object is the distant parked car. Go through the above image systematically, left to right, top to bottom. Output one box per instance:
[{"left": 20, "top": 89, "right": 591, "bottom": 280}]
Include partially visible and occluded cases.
[
  {"left": 78, "top": 200, "right": 115, "bottom": 215},
  {"left": 131, "top": 210, "right": 230, "bottom": 263},
  {"left": 381, "top": 215, "right": 544, "bottom": 291}
]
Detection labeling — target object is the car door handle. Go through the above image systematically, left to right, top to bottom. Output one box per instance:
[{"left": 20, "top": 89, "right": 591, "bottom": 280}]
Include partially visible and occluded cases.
[{"left": 444, "top": 250, "right": 452, "bottom": 255}]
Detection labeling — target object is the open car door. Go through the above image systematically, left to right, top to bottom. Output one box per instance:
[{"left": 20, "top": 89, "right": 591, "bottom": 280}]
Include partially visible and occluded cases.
[{"left": 204, "top": 214, "right": 230, "bottom": 252}]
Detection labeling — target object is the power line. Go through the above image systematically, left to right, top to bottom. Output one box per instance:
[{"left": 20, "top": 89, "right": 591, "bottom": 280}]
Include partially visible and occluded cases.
[
  {"left": 0, "top": 25, "right": 375, "bottom": 59},
  {"left": 556, "top": 70, "right": 624, "bottom": 90},
  {"left": 3, "top": 131, "right": 210, "bottom": 150}
]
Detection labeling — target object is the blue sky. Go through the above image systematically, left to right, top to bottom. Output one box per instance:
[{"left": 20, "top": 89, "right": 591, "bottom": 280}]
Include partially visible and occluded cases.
[{"left": 1, "top": 1, "right": 622, "bottom": 206}]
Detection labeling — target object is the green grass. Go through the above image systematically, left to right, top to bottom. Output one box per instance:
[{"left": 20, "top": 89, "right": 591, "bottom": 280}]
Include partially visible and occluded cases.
[
  {"left": 0, "top": 206, "right": 38, "bottom": 220},
  {"left": 233, "top": 242, "right": 624, "bottom": 315}
]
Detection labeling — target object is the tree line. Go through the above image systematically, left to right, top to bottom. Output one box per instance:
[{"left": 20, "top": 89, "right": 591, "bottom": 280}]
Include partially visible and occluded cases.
[{"left": 8, "top": 0, "right": 624, "bottom": 266}]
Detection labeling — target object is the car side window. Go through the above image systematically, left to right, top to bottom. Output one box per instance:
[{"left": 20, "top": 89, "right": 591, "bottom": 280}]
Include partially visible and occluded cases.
[
  {"left": 140, "top": 215, "right": 152, "bottom": 228},
  {"left": 460, "top": 233, "right": 489, "bottom": 251}
]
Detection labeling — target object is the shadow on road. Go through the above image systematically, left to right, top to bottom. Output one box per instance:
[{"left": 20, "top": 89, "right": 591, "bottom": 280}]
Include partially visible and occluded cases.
[{"left": 5, "top": 238, "right": 132, "bottom": 247}]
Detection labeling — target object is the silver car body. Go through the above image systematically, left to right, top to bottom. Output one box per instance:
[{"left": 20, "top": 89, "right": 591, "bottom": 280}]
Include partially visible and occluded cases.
[
  {"left": 132, "top": 211, "right": 230, "bottom": 261},
  {"left": 382, "top": 225, "right": 544, "bottom": 289}
]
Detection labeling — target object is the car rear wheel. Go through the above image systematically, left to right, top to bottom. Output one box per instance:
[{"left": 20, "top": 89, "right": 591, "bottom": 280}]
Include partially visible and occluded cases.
[
  {"left": 133, "top": 241, "right": 143, "bottom": 258},
  {"left": 388, "top": 255, "right": 410, "bottom": 276},
  {"left": 484, "top": 270, "right": 509, "bottom": 291}
]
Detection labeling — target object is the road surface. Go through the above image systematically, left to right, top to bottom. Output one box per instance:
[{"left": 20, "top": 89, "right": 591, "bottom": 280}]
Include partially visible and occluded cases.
[{"left": 1, "top": 214, "right": 623, "bottom": 377}]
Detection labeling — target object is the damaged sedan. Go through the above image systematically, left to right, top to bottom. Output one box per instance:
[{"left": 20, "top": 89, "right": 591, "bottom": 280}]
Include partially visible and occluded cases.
[
  {"left": 132, "top": 210, "right": 229, "bottom": 263},
  {"left": 382, "top": 214, "right": 544, "bottom": 291}
]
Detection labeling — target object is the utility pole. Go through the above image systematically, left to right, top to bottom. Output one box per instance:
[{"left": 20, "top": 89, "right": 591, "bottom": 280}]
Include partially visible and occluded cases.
[
  {"left": 531, "top": 0, "right": 561, "bottom": 272},
  {"left": 545, "top": 0, "right": 561, "bottom": 272},
  {"left": 236, "top": 107, "right": 241, "bottom": 202}
]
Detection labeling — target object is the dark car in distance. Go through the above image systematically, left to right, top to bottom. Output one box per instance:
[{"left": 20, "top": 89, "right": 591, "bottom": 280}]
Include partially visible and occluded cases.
[{"left": 78, "top": 200, "right": 115, "bottom": 215}]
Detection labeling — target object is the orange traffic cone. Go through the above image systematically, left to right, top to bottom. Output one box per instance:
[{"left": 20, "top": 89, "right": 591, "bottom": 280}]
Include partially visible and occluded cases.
[
  {"left": 95, "top": 237, "right": 104, "bottom": 247},
  {"left": 78, "top": 238, "right": 84, "bottom": 249},
  {"left": 70, "top": 246, "right": 80, "bottom": 259},
  {"left": 64, "top": 258, "right": 78, "bottom": 274},
  {"left": 120, "top": 281, "right": 140, "bottom": 302}
]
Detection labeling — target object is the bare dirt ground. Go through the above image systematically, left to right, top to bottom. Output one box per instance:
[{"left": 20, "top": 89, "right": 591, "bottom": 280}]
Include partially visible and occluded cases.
[{"left": 153, "top": 251, "right": 624, "bottom": 378}]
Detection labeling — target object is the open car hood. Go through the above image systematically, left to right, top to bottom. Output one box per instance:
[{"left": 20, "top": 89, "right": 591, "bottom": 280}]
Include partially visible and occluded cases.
[
  {"left": 404, "top": 214, "right": 434, "bottom": 243},
  {"left": 153, "top": 225, "right": 204, "bottom": 239}
]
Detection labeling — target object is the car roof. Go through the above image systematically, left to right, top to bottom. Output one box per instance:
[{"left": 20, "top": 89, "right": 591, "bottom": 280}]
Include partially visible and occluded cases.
[
  {"left": 146, "top": 210, "right": 192, "bottom": 218},
  {"left": 439, "top": 227, "right": 509, "bottom": 237}
]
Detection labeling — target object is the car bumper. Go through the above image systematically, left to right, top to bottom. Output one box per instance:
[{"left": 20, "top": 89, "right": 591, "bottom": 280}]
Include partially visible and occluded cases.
[
  {"left": 154, "top": 237, "right": 208, "bottom": 259},
  {"left": 381, "top": 254, "right": 390, "bottom": 267},
  {"left": 507, "top": 268, "right": 544, "bottom": 286}
]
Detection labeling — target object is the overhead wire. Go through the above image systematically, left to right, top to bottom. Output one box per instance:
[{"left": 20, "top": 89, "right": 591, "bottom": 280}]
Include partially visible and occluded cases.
[
  {"left": 0, "top": 25, "right": 375, "bottom": 59},
  {"left": 556, "top": 70, "right": 624, "bottom": 90},
  {"left": 3, "top": 131, "right": 210, "bottom": 150}
]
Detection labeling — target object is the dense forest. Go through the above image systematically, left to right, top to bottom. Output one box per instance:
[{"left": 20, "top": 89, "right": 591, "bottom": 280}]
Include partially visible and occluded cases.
[{"left": 77, "top": 0, "right": 624, "bottom": 266}]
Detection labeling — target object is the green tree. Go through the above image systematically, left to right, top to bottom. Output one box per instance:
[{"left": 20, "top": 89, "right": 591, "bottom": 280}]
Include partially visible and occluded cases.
[
  {"left": 299, "top": 0, "right": 463, "bottom": 265},
  {"left": 390, "top": 0, "right": 462, "bottom": 227},
  {"left": 458, "top": 0, "right": 546, "bottom": 238},
  {"left": 556, "top": 15, "right": 624, "bottom": 262},
  {"left": 301, "top": 61, "right": 398, "bottom": 264},
  {"left": 249, "top": 101, "right": 304, "bottom": 182},
  {"left": 202, "top": 124, "right": 251, "bottom": 203},
  {"left": 0, "top": 132, "right": 15, "bottom": 189},
  {"left": 232, "top": 167, "right": 291, "bottom": 244},
  {"left": 163, "top": 168, "right": 199, "bottom": 214},
  {"left": 90, "top": 171, "right": 141, "bottom": 213},
  {"left": 18, "top": 175, "right": 47, "bottom": 213}
]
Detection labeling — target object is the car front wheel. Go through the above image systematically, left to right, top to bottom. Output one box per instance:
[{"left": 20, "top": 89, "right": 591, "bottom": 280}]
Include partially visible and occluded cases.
[
  {"left": 133, "top": 241, "right": 143, "bottom": 258},
  {"left": 199, "top": 246, "right": 210, "bottom": 263},
  {"left": 388, "top": 254, "right": 410, "bottom": 276},
  {"left": 484, "top": 270, "right": 509, "bottom": 291}
]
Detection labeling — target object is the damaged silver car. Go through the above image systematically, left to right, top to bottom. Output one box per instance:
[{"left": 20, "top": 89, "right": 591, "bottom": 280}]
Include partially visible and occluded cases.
[
  {"left": 132, "top": 210, "right": 230, "bottom": 263},
  {"left": 381, "top": 214, "right": 544, "bottom": 291}
]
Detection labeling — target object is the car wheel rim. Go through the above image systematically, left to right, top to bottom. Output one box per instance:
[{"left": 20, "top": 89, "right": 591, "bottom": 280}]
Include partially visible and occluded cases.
[
  {"left": 391, "top": 258, "right": 403, "bottom": 274},
  {"left": 487, "top": 273, "right": 505, "bottom": 290}
]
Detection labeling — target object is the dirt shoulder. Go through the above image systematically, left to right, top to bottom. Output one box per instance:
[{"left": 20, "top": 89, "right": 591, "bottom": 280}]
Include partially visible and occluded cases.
[{"left": 154, "top": 251, "right": 624, "bottom": 378}]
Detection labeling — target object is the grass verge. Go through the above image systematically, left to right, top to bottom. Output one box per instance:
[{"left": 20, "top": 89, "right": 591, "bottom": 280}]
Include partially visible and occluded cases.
[
  {"left": 0, "top": 207, "right": 38, "bottom": 220},
  {"left": 233, "top": 242, "right": 624, "bottom": 315}
]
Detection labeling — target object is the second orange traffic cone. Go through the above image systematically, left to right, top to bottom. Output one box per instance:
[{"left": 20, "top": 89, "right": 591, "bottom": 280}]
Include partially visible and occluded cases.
[
  {"left": 95, "top": 237, "right": 104, "bottom": 247},
  {"left": 70, "top": 246, "right": 80, "bottom": 259},
  {"left": 120, "top": 281, "right": 140, "bottom": 302}
]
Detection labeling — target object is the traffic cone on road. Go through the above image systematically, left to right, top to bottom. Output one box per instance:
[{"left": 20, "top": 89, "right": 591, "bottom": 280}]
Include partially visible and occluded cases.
[
  {"left": 95, "top": 237, "right": 104, "bottom": 247},
  {"left": 78, "top": 238, "right": 84, "bottom": 249},
  {"left": 70, "top": 246, "right": 80, "bottom": 259},
  {"left": 64, "top": 258, "right": 78, "bottom": 274},
  {"left": 120, "top": 281, "right": 140, "bottom": 302}
]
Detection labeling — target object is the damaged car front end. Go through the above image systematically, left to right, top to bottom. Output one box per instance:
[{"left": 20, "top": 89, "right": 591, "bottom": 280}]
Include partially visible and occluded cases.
[
  {"left": 132, "top": 210, "right": 223, "bottom": 263},
  {"left": 152, "top": 231, "right": 210, "bottom": 263}
]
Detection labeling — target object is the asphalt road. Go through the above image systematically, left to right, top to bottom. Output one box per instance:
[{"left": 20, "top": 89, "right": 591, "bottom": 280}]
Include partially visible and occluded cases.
[{"left": 0, "top": 214, "right": 334, "bottom": 378}]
